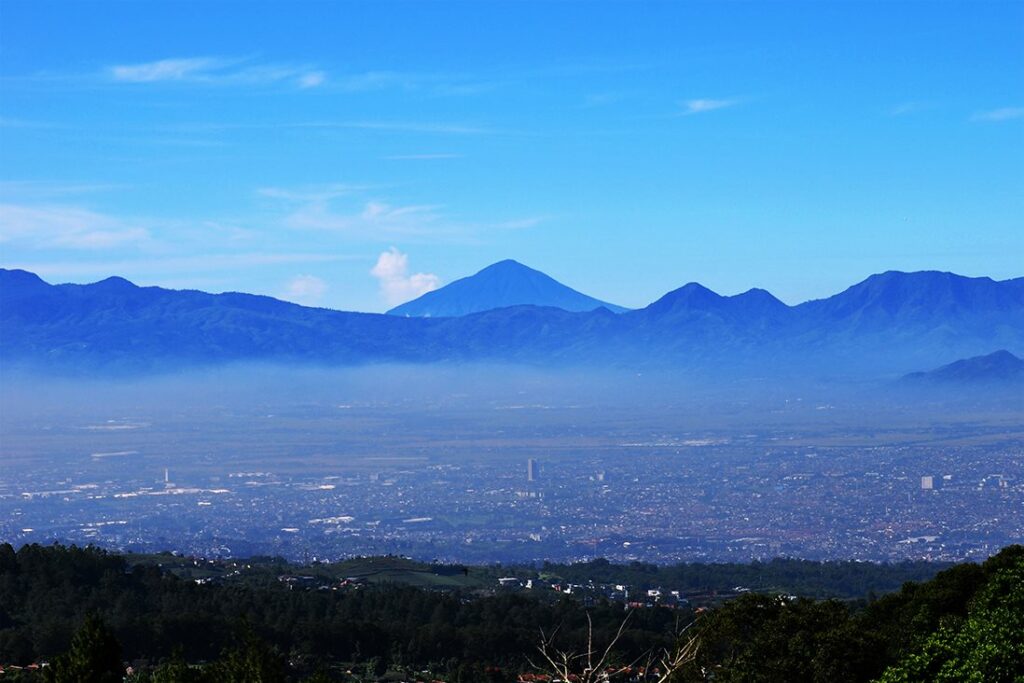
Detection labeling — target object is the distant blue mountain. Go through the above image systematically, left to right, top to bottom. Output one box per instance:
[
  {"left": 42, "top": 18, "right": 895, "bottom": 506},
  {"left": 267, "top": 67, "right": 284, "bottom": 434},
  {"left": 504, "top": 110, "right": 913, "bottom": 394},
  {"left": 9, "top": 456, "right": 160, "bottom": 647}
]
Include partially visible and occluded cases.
[
  {"left": 387, "top": 259, "right": 628, "bottom": 316},
  {"left": 1, "top": 267, "right": 1022, "bottom": 376},
  {"left": 789, "top": 271, "right": 1024, "bottom": 371},
  {"left": 798, "top": 271, "right": 1024, "bottom": 325},
  {"left": 640, "top": 284, "right": 791, "bottom": 325},
  {"left": 902, "top": 350, "right": 1024, "bottom": 385}
]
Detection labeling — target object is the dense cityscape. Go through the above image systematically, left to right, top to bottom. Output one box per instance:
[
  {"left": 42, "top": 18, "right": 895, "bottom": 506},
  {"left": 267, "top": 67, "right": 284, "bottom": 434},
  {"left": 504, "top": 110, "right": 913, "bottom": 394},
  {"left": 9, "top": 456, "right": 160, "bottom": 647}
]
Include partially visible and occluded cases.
[{"left": 3, "top": 393, "right": 1020, "bottom": 565}]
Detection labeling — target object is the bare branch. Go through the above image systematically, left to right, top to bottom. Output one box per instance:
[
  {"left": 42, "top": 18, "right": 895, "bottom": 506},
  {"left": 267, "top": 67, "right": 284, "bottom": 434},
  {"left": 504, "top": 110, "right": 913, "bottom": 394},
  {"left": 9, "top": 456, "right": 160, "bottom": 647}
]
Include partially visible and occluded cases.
[
  {"left": 590, "top": 608, "right": 633, "bottom": 675},
  {"left": 532, "top": 609, "right": 700, "bottom": 683},
  {"left": 586, "top": 611, "right": 594, "bottom": 674},
  {"left": 654, "top": 619, "right": 701, "bottom": 683}
]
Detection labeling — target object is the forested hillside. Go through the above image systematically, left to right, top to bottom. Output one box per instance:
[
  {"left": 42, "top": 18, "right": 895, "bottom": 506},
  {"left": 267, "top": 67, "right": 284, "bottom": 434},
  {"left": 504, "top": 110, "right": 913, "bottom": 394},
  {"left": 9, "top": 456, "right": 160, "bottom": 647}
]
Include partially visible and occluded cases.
[{"left": 0, "top": 544, "right": 1020, "bottom": 682}]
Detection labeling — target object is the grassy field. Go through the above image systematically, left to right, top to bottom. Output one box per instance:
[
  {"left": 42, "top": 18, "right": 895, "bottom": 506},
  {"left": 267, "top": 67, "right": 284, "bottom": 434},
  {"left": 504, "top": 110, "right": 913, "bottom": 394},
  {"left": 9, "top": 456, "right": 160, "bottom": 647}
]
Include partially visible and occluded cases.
[
  {"left": 126, "top": 552, "right": 494, "bottom": 589},
  {"left": 317, "top": 556, "right": 491, "bottom": 588}
]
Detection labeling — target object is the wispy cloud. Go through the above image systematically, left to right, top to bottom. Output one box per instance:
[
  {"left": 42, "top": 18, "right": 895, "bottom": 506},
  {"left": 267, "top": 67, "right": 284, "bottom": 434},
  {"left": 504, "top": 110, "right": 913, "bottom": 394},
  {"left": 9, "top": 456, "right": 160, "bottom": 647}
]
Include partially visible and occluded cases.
[
  {"left": 107, "top": 56, "right": 327, "bottom": 89},
  {"left": 110, "top": 57, "right": 232, "bottom": 82},
  {"left": 8, "top": 59, "right": 506, "bottom": 99},
  {"left": 102, "top": 60, "right": 502, "bottom": 96},
  {"left": 328, "top": 70, "right": 494, "bottom": 96},
  {"left": 333, "top": 70, "right": 409, "bottom": 92},
  {"left": 298, "top": 71, "right": 327, "bottom": 89},
  {"left": 582, "top": 92, "right": 625, "bottom": 108},
  {"left": 680, "top": 98, "right": 739, "bottom": 115},
  {"left": 889, "top": 102, "right": 930, "bottom": 116},
  {"left": 971, "top": 107, "right": 1024, "bottom": 122},
  {"left": 0, "top": 117, "right": 65, "bottom": 129},
  {"left": 162, "top": 120, "right": 497, "bottom": 136},
  {"left": 331, "top": 121, "right": 495, "bottom": 135},
  {"left": 382, "top": 153, "right": 462, "bottom": 161},
  {"left": 0, "top": 180, "right": 127, "bottom": 198},
  {"left": 257, "top": 183, "right": 374, "bottom": 203},
  {"left": 265, "top": 184, "right": 543, "bottom": 242},
  {"left": 286, "top": 200, "right": 448, "bottom": 238},
  {"left": 0, "top": 203, "right": 150, "bottom": 249},
  {"left": 493, "top": 217, "right": 545, "bottom": 230},
  {"left": 370, "top": 247, "right": 441, "bottom": 306},
  {"left": 8, "top": 253, "right": 357, "bottom": 279},
  {"left": 281, "top": 274, "right": 328, "bottom": 305}
]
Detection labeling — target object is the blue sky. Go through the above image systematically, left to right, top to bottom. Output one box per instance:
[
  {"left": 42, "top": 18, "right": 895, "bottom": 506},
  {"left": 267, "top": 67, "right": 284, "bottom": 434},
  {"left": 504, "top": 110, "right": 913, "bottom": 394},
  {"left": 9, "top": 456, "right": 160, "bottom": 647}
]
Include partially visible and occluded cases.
[{"left": 1, "top": 1, "right": 1021, "bottom": 312}]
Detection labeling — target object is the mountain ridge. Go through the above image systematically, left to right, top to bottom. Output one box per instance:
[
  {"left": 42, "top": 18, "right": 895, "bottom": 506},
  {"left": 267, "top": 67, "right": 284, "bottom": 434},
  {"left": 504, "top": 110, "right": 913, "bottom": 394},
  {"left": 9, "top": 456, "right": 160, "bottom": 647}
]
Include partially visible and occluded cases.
[
  {"left": 2, "top": 266, "right": 1022, "bottom": 377},
  {"left": 902, "top": 349, "right": 1024, "bottom": 385}
]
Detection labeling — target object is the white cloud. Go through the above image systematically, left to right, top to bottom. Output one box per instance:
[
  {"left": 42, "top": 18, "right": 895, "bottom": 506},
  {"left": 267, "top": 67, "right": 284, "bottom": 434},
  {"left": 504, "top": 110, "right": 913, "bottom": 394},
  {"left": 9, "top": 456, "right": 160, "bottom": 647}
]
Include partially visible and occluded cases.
[
  {"left": 108, "top": 56, "right": 326, "bottom": 89},
  {"left": 110, "top": 57, "right": 229, "bottom": 82},
  {"left": 330, "top": 70, "right": 493, "bottom": 96},
  {"left": 334, "top": 70, "right": 407, "bottom": 91},
  {"left": 298, "top": 71, "right": 327, "bottom": 89},
  {"left": 582, "top": 92, "right": 628, "bottom": 108},
  {"left": 681, "top": 98, "right": 738, "bottom": 115},
  {"left": 889, "top": 102, "right": 926, "bottom": 116},
  {"left": 971, "top": 107, "right": 1024, "bottom": 122},
  {"left": 0, "top": 118, "right": 64, "bottom": 129},
  {"left": 161, "top": 120, "right": 495, "bottom": 135},
  {"left": 327, "top": 121, "right": 494, "bottom": 135},
  {"left": 0, "top": 181, "right": 127, "bottom": 198},
  {"left": 257, "top": 183, "right": 371, "bottom": 203},
  {"left": 264, "top": 185, "right": 543, "bottom": 242},
  {"left": 285, "top": 200, "right": 447, "bottom": 237},
  {"left": 0, "top": 203, "right": 150, "bottom": 249},
  {"left": 494, "top": 217, "right": 545, "bottom": 230},
  {"left": 370, "top": 247, "right": 441, "bottom": 306},
  {"left": 9, "top": 253, "right": 358, "bottom": 282},
  {"left": 282, "top": 274, "right": 328, "bottom": 305}
]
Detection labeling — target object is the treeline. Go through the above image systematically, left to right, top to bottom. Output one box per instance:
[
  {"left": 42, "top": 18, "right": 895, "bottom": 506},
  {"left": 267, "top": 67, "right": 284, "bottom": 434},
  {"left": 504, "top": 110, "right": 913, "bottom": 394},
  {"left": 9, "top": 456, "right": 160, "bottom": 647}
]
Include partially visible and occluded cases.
[
  {"left": 0, "top": 543, "right": 1021, "bottom": 682},
  {"left": 0, "top": 543, "right": 678, "bottom": 680},
  {"left": 533, "top": 556, "right": 948, "bottom": 598}
]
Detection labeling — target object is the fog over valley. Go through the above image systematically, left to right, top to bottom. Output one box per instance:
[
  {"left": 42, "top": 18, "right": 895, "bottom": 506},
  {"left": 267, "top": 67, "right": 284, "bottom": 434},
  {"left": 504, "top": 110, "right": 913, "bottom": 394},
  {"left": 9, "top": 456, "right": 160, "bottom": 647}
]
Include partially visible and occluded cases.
[{"left": 3, "top": 365, "right": 1020, "bottom": 564}]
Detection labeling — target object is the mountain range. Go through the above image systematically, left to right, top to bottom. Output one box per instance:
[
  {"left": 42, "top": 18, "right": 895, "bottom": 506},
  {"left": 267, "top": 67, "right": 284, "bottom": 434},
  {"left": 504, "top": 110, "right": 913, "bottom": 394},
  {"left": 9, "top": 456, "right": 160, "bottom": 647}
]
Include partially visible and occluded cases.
[
  {"left": 1, "top": 264, "right": 1022, "bottom": 377},
  {"left": 902, "top": 349, "right": 1024, "bottom": 385}
]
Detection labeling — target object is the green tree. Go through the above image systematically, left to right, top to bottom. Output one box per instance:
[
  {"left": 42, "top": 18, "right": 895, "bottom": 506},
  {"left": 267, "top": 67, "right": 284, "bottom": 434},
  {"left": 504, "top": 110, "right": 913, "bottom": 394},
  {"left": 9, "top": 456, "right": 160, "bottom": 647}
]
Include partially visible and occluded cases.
[
  {"left": 876, "top": 559, "right": 1024, "bottom": 683},
  {"left": 44, "top": 614, "right": 123, "bottom": 683},
  {"left": 208, "top": 630, "right": 287, "bottom": 683},
  {"left": 149, "top": 649, "right": 209, "bottom": 683},
  {"left": 363, "top": 656, "right": 386, "bottom": 679},
  {"left": 301, "top": 668, "right": 337, "bottom": 683}
]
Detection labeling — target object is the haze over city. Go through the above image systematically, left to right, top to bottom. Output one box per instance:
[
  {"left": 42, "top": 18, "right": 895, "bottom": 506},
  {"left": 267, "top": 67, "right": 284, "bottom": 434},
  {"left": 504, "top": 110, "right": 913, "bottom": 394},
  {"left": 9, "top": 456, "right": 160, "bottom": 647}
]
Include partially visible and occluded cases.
[{"left": 0, "top": 3, "right": 1022, "bottom": 682}]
